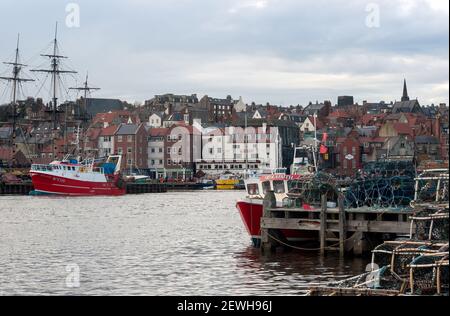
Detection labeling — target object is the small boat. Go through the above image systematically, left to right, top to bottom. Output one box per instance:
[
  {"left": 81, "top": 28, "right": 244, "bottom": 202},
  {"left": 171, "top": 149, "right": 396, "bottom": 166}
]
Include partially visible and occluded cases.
[
  {"left": 30, "top": 155, "right": 126, "bottom": 196},
  {"left": 236, "top": 172, "right": 319, "bottom": 247},
  {"left": 124, "top": 174, "right": 150, "bottom": 183},
  {"left": 216, "top": 174, "right": 240, "bottom": 190},
  {"left": 199, "top": 179, "right": 216, "bottom": 190}
]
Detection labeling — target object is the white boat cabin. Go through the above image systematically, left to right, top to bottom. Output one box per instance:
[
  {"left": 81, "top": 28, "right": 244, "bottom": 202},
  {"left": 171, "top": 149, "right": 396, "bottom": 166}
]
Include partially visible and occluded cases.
[{"left": 245, "top": 174, "right": 302, "bottom": 202}]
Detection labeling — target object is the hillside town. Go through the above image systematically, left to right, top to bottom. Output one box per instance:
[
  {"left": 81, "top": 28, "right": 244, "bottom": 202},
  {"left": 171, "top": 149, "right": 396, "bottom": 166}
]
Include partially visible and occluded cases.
[{"left": 0, "top": 80, "right": 449, "bottom": 181}]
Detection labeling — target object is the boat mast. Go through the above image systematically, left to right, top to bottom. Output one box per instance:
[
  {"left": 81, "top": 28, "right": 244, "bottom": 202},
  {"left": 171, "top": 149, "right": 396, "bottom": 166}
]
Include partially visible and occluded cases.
[
  {"left": 32, "top": 23, "right": 77, "bottom": 157},
  {"left": 0, "top": 34, "right": 35, "bottom": 166},
  {"left": 69, "top": 72, "right": 100, "bottom": 116},
  {"left": 69, "top": 72, "right": 100, "bottom": 159}
]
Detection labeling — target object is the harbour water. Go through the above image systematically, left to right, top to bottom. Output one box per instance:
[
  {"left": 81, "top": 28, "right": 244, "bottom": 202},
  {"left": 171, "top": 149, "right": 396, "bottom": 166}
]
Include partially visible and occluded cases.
[{"left": 0, "top": 191, "right": 368, "bottom": 296}]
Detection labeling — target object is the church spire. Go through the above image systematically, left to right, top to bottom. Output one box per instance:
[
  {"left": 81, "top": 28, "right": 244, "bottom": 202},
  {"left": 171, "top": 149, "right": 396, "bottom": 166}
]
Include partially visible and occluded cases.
[{"left": 401, "top": 79, "right": 410, "bottom": 102}]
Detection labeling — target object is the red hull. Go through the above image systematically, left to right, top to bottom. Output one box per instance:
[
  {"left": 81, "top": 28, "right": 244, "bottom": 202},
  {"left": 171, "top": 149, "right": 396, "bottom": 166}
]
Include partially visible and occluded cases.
[
  {"left": 30, "top": 173, "right": 126, "bottom": 196},
  {"left": 236, "top": 200, "right": 316, "bottom": 244}
]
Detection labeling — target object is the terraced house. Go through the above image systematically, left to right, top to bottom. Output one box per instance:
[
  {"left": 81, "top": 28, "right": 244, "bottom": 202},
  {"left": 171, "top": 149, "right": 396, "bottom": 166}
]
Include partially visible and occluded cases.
[{"left": 114, "top": 123, "right": 148, "bottom": 169}]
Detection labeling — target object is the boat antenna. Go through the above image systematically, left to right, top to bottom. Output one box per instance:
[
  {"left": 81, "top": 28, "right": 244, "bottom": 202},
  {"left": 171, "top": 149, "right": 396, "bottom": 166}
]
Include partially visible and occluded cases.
[{"left": 0, "top": 33, "right": 35, "bottom": 166}]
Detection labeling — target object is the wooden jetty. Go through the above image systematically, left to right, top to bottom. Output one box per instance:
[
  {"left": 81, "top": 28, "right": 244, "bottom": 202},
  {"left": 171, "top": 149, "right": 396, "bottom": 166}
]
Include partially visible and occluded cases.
[
  {"left": 0, "top": 181, "right": 167, "bottom": 195},
  {"left": 0, "top": 182, "right": 34, "bottom": 195},
  {"left": 126, "top": 182, "right": 167, "bottom": 194},
  {"left": 165, "top": 182, "right": 205, "bottom": 191},
  {"left": 260, "top": 192, "right": 414, "bottom": 256},
  {"left": 306, "top": 287, "right": 401, "bottom": 296}
]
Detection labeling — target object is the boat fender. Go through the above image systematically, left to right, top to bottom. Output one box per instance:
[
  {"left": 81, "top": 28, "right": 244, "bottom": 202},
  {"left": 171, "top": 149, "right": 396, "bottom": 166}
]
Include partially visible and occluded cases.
[{"left": 116, "top": 177, "right": 125, "bottom": 189}]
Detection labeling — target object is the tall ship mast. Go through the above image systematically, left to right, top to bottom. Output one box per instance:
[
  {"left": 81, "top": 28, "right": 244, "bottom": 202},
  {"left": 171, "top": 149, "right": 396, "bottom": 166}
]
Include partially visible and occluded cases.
[
  {"left": 31, "top": 23, "right": 77, "bottom": 132},
  {"left": 0, "top": 34, "right": 35, "bottom": 166},
  {"left": 70, "top": 72, "right": 101, "bottom": 113}
]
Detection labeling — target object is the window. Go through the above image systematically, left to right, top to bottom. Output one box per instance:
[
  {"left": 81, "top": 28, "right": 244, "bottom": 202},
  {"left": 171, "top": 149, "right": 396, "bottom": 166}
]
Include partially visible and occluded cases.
[
  {"left": 118, "top": 136, "right": 123, "bottom": 142},
  {"left": 128, "top": 136, "right": 133, "bottom": 142},
  {"left": 127, "top": 147, "right": 132, "bottom": 154},
  {"left": 118, "top": 148, "right": 123, "bottom": 155},
  {"left": 151, "top": 148, "right": 155, "bottom": 153},
  {"left": 167, "top": 148, "right": 171, "bottom": 154},
  {"left": 209, "top": 148, "right": 214, "bottom": 155},
  {"left": 217, "top": 148, "right": 222, "bottom": 154},
  {"left": 127, "top": 159, "right": 133, "bottom": 165},
  {"left": 167, "top": 159, "right": 172, "bottom": 165},
  {"left": 151, "top": 160, "right": 155, "bottom": 165},
  {"left": 159, "top": 160, "right": 163, "bottom": 165},
  {"left": 262, "top": 181, "right": 271, "bottom": 195},
  {"left": 273, "top": 181, "right": 285, "bottom": 194}
]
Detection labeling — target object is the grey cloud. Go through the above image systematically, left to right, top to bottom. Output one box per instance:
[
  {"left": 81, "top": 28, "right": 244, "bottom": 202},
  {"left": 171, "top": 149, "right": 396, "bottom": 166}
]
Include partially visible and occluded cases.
[{"left": 0, "top": 0, "right": 448, "bottom": 106}]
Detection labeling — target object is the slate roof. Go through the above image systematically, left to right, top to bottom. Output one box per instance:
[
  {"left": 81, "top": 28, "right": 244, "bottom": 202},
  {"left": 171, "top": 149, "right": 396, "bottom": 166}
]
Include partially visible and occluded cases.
[
  {"left": 85, "top": 98, "right": 124, "bottom": 116},
  {"left": 392, "top": 100, "right": 421, "bottom": 114},
  {"left": 166, "top": 112, "right": 184, "bottom": 122},
  {"left": 116, "top": 124, "right": 141, "bottom": 135},
  {"left": 0, "top": 127, "right": 12, "bottom": 139},
  {"left": 415, "top": 136, "right": 440, "bottom": 144}
]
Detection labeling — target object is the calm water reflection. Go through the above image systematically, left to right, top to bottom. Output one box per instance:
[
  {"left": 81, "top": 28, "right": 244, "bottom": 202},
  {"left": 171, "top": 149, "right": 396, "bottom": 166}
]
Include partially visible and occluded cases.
[{"left": 0, "top": 191, "right": 367, "bottom": 295}]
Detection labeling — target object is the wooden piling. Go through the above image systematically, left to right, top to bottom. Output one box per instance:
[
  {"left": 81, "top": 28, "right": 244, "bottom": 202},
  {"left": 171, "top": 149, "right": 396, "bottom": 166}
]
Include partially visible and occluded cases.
[
  {"left": 261, "top": 190, "right": 277, "bottom": 254},
  {"left": 320, "top": 194, "right": 327, "bottom": 255},
  {"left": 338, "top": 194, "right": 347, "bottom": 256}
]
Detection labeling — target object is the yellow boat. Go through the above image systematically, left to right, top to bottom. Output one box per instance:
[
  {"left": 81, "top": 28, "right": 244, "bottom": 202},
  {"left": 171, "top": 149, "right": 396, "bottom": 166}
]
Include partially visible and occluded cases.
[{"left": 215, "top": 175, "right": 240, "bottom": 190}]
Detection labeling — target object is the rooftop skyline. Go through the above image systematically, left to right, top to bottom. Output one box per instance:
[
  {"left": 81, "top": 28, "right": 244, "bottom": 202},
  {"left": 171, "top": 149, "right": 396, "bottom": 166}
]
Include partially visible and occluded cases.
[{"left": 0, "top": 0, "right": 448, "bottom": 106}]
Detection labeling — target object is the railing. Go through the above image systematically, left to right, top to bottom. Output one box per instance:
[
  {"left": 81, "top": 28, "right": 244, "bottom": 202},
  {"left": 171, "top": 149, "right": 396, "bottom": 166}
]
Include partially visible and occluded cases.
[
  {"left": 31, "top": 164, "right": 105, "bottom": 175},
  {"left": 31, "top": 164, "right": 55, "bottom": 172}
]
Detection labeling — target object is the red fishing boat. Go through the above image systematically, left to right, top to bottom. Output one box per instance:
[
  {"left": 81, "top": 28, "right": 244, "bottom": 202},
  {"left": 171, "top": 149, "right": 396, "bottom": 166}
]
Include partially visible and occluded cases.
[
  {"left": 30, "top": 155, "right": 126, "bottom": 196},
  {"left": 236, "top": 173, "right": 320, "bottom": 247}
]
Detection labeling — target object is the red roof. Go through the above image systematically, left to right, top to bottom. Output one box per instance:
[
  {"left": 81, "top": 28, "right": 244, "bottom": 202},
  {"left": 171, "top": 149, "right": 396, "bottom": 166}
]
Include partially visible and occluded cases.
[
  {"left": 93, "top": 110, "right": 134, "bottom": 125},
  {"left": 328, "top": 111, "right": 353, "bottom": 119},
  {"left": 360, "top": 113, "right": 387, "bottom": 126},
  {"left": 393, "top": 123, "right": 414, "bottom": 136},
  {"left": 100, "top": 125, "right": 119, "bottom": 136},
  {"left": 149, "top": 128, "right": 169, "bottom": 137},
  {"left": 359, "top": 137, "right": 388, "bottom": 143},
  {"left": 0, "top": 147, "right": 12, "bottom": 160}
]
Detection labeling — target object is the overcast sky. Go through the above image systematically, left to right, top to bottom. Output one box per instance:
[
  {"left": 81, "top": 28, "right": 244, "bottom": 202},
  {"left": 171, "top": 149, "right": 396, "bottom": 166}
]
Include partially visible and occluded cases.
[{"left": 0, "top": 0, "right": 448, "bottom": 106}]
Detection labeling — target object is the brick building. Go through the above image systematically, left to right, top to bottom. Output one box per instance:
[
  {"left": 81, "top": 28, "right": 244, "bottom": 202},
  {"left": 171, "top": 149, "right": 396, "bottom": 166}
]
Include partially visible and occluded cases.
[{"left": 114, "top": 124, "right": 148, "bottom": 169}]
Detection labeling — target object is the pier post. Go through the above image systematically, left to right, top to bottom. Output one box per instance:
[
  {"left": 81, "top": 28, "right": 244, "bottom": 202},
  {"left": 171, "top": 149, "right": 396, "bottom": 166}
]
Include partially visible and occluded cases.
[
  {"left": 261, "top": 190, "right": 277, "bottom": 254},
  {"left": 320, "top": 194, "right": 327, "bottom": 255},
  {"left": 338, "top": 194, "right": 347, "bottom": 256}
]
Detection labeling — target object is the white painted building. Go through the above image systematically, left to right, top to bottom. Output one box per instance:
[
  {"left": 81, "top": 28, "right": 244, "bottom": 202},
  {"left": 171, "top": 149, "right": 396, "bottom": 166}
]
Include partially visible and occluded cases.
[
  {"left": 234, "top": 96, "right": 246, "bottom": 112},
  {"left": 148, "top": 112, "right": 164, "bottom": 128},
  {"left": 299, "top": 116, "right": 319, "bottom": 133},
  {"left": 196, "top": 124, "right": 282, "bottom": 176},
  {"left": 98, "top": 126, "right": 118, "bottom": 157},
  {"left": 148, "top": 128, "right": 167, "bottom": 177}
]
